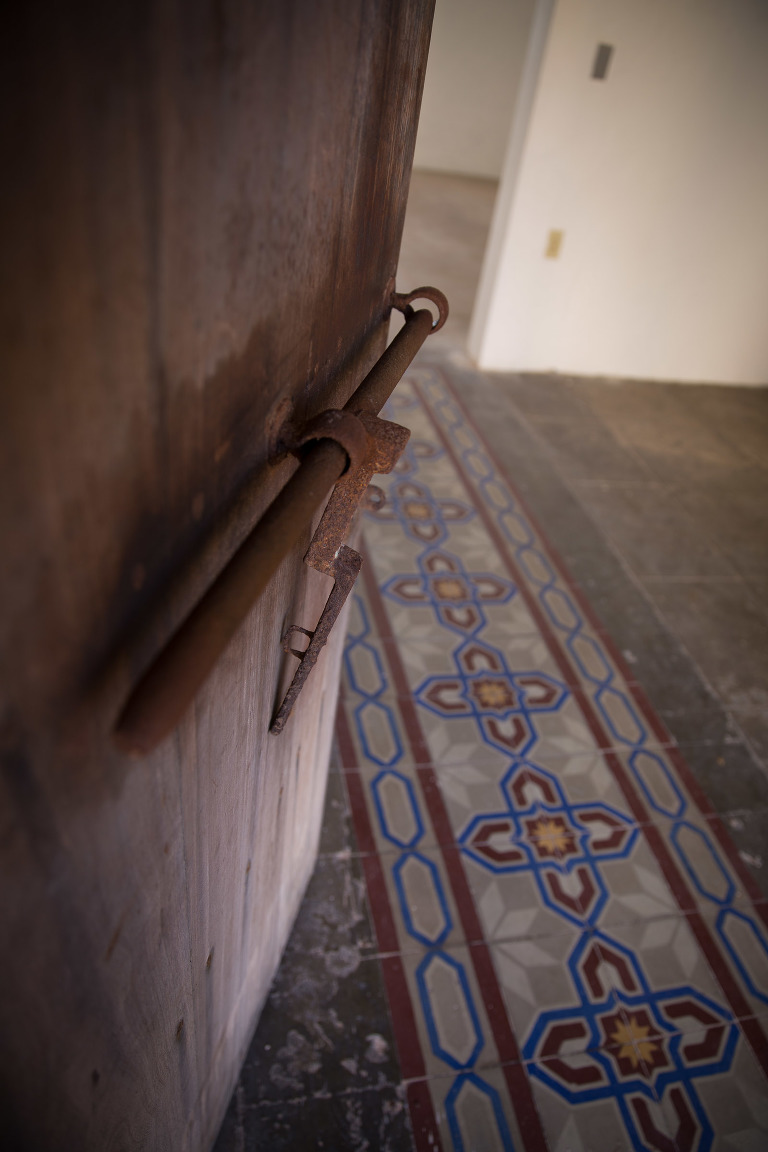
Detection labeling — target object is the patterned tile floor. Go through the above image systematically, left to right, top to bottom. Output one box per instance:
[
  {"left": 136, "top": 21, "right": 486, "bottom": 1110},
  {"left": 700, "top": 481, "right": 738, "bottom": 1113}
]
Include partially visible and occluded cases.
[
  {"left": 215, "top": 358, "right": 768, "bottom": 1152},
  {"left": 335, "top": 364, "right": 768, "bottom": 1151}
]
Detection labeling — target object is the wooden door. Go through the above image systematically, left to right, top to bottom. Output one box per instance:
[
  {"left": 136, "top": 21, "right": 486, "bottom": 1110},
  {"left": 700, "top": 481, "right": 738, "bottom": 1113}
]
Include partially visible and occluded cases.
[{"left": 0, "top": 3, "right": 434, "bottom": 1148}]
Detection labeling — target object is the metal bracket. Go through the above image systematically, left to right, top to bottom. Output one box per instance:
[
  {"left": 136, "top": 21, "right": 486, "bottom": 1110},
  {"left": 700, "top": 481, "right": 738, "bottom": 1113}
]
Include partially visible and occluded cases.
[
  {"left": 114, "top": 284, "right": 447, "bottom": 755},
  {"left": 270, "top": 408, "right": 410, "bottom": 734}
]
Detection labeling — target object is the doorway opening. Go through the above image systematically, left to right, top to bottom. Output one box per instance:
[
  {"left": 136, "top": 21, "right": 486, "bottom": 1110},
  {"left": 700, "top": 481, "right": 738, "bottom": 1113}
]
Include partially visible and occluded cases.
[{"left": 393, "top": 0, "right": 539, "bottom": 353}]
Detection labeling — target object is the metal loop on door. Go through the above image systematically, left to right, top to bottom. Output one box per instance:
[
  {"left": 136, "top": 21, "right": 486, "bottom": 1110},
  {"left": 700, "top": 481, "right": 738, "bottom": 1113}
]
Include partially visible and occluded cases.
[{"left": 391, "top": 285, "right": 449, "bottom": 331}]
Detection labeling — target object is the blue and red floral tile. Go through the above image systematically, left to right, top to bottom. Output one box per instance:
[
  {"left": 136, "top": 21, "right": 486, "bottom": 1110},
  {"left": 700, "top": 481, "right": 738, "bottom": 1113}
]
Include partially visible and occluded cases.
[{"left": 336, "top": 365, "right": 768, "bottom": 1152}]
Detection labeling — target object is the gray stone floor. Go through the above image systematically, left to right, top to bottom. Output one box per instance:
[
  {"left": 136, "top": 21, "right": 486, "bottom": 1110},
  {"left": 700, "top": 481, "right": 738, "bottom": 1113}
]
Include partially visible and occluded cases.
[{"left": 214, "top": 170, "right": 768, "bottom": 1150}]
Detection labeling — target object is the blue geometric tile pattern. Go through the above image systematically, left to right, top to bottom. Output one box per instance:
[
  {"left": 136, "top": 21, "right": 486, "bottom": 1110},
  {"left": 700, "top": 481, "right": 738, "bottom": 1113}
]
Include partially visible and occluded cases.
[{"left": 338, "top": 368, "right": 768, "bottom": 1152}]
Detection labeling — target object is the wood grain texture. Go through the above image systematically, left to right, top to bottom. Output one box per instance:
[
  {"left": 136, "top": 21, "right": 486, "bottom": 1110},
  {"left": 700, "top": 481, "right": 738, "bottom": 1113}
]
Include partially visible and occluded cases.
[{"left": 0, "top": 2, "right": 434, "bottom": 1148}]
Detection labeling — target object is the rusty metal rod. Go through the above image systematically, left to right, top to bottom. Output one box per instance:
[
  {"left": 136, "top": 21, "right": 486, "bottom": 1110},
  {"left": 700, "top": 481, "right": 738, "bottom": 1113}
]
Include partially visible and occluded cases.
[
  {"left": 115, "top": 306, "right": 436, "bottom": 754},
  {"left": 349, "top": 306, "right": 433, "bottom": 414}
]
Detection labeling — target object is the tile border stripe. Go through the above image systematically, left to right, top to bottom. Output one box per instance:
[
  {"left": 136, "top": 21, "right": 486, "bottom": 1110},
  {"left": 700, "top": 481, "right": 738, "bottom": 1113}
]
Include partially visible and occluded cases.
[
  {"left": 360, "top": 554, "right": 550, "bottom": 1152},
  {"left": 335, "top": 704, "right": 444, "bottom": 1151}
]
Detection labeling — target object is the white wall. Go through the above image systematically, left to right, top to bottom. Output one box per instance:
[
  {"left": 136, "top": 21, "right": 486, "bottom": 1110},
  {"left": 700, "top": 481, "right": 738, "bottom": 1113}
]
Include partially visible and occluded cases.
[
  {"left": 414, "top": 0, "right": 536, "bottom": 179},
  {"left": 469, "top": 0, "right": 768, "bottom": 384}
]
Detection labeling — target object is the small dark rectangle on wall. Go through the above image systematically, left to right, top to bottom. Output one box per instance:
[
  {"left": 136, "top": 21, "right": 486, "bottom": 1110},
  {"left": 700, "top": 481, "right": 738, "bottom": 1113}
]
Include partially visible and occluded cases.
[{"left": 592, "top": 43, "right": 613, "bottom": 80}]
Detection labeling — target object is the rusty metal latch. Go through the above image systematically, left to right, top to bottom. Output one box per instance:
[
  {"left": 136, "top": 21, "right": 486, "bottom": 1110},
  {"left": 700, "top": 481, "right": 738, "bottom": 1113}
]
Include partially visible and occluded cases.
[
  {"left": 114, "top": 286, "right": 447, "bottom": 754},
  {"left": 270, "top": 409, "right": 410, "bottom": 733}
]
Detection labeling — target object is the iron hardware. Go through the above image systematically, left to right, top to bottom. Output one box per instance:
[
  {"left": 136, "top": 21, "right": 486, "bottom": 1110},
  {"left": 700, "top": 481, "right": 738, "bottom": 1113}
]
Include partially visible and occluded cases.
[
  {"left": 115, "top": 287, "right": 448, "bottom": 754},
  {"left": 270, "top": 409, "right": 410, "bottom": 734}
]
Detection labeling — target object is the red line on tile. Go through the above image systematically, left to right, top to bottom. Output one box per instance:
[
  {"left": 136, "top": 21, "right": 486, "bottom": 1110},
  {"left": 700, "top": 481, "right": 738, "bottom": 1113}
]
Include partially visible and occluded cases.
[
  {"left": 415, "top": 373, "right": 768, "bottom": 1079},
  {"left": 360, "top": 558, "right": 549, "bottom": 1151},
  {"left": 335, "top": 706, "right": 443, "bottom": 1150},
  {"left": 341, "top": 772, "right": 377, "bottom": 857},
  {"left": 378, "top": 954, "right": 430, "bottom": 1082},
  {"left": 406, "top": 1080, "right": 444, "bottom": 1150}
]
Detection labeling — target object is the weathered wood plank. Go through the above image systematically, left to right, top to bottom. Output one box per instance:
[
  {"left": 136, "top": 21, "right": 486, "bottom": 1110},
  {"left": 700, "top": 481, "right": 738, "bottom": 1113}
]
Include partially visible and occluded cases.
[{"left": 0, "top": 2, "right": 433, "bottom": 1148}]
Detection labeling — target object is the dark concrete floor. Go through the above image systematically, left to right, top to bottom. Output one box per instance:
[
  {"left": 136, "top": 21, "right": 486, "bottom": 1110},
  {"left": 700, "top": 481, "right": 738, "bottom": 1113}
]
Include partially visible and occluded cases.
[{"left": 214, "top": 171, "right": 768, "bottom": 1150}]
